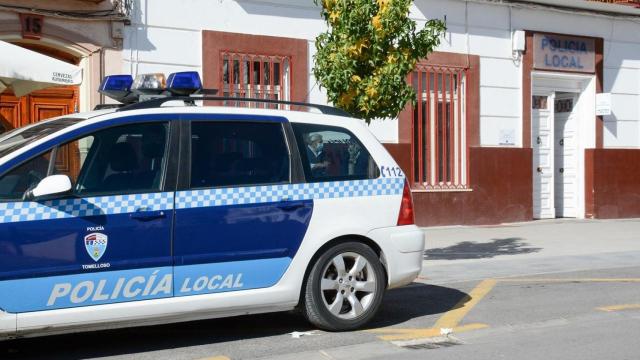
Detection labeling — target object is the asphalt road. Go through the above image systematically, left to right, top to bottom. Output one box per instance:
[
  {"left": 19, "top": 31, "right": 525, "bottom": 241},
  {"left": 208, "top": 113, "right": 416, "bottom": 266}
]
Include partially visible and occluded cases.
[
  {"left": 2, "top": 220, "right": 640, "bottom": 360},
  {"left": 2, "top": 266, "right": 639, "bottom": 360}
]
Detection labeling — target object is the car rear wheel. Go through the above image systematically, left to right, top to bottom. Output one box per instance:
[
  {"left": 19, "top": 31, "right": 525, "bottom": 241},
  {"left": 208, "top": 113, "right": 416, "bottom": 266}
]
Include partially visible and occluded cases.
[{"left": 302, "top": 241, "right": 386, "bottom": 331}]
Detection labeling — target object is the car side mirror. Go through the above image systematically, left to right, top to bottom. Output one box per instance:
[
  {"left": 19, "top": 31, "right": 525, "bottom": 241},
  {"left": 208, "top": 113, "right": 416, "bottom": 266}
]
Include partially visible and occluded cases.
[{"left": 27, "top": 175, "right": 72, "bottom": 200}]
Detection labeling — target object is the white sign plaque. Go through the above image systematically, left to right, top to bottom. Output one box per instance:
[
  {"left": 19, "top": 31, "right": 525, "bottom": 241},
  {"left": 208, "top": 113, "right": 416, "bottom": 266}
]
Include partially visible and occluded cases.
[
  {"left": 595, "top": 93, "right": 612, "bottom": 116},
  {"left": 499, "top": 129, "right": 516, "bottom": 146}
]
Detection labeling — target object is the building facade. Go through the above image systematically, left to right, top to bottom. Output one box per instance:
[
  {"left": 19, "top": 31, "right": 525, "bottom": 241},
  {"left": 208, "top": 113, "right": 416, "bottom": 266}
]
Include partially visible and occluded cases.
[{"left": 3, "top": 0, "right": 640, "bottom": 226}]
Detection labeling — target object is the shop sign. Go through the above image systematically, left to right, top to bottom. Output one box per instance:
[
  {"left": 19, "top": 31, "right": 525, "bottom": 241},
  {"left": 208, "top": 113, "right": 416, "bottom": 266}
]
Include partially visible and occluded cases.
[
  {"left": 20, "top": 14, "right": 44, "bottom": 40},
  {"left": 533, "top": 33, "right": 595, "bottom": 73}
]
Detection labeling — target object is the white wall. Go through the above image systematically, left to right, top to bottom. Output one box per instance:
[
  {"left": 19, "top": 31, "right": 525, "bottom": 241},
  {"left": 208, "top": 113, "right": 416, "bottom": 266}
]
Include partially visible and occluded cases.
[
  {"left": 121, "top": 0, "right": 640, "bottom": 148},
  {"left": 603, "top": 21, "right": 640, "bottom": 148}
]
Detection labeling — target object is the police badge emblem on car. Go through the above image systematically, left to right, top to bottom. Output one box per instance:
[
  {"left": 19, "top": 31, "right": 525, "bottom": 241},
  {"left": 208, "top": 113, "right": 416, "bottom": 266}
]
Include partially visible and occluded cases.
[{"left": 84, "top": 233, "right": 108, "bottom": 262}]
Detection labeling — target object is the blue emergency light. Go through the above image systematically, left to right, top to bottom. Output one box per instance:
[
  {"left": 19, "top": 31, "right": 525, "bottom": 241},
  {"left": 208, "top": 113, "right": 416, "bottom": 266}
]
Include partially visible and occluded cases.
[
  {"left": 166, "top": 71, "right": 202, "bottom": 95},
  {"left": 98, "top": 75, "right": 135, "bottom": 103}
]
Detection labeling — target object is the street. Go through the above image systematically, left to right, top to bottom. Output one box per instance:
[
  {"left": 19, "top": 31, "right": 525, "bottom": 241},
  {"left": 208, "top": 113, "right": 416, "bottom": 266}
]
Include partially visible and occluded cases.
[
  {"left": 1, "top": 0, "right": 640, "bottom": 358},
  {"left": 2, "top": 219, "right": 640, "bottom": 360}
]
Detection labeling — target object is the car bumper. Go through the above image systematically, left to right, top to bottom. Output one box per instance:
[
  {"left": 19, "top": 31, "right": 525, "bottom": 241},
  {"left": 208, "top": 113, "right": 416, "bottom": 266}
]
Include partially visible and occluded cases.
[
  {"left": 367, "top": 225, "right": 425, "bottom": 289},
  {"left": 0, "top": 309, "right": 16, "bottom": 340}
]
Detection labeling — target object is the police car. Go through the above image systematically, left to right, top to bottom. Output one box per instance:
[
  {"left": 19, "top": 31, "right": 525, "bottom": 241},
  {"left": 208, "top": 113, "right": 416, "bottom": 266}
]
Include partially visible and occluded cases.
[{"left": 0, "top": 72, "right": 424, "bottom": 339}]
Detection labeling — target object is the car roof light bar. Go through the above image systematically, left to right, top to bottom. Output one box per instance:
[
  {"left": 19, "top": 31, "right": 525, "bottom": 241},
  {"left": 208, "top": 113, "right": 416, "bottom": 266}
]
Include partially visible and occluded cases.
[{"left": 116, "top": 96, "right": 352, "bottom": 117}]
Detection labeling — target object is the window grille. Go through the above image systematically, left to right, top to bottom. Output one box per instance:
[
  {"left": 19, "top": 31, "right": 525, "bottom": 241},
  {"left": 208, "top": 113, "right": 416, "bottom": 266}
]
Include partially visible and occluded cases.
[
  {"left": 220, "top": 52, "right": 291, "bottom": 109},
  {"left": 410, "top": 65, "right": 468, "bottom": 190}
]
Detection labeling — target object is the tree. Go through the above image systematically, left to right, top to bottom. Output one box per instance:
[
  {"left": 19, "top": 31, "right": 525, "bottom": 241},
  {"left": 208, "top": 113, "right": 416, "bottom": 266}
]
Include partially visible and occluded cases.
[{"left": 313, "top": 0, "right": 446, "bottom": 122}]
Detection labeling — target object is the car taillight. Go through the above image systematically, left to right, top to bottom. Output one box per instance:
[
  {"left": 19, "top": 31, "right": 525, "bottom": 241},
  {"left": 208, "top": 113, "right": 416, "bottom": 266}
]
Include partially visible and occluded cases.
[{"left": 397, "top": 180, "right": 415, "bottom": 226}]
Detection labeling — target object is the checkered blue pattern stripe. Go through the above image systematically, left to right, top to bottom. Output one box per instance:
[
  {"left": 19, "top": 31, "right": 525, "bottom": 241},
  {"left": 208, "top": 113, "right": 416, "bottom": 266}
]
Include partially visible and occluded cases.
[
  {"left": 176, "top": 177, "right": 405, "bottom": 209},
  {"left": 0, "top": 192, "right": 173, "bottom": 224}
]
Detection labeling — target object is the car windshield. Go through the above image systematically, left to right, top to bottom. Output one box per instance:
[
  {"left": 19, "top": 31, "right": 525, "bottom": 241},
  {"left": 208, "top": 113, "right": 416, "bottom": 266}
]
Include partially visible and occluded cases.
[{"left": 0, "top": 117, "right": 81, "bottom": 159}]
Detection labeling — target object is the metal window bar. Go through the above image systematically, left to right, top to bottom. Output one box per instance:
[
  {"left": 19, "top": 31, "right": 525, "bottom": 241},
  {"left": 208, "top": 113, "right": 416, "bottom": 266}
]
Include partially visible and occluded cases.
[
  {"left": 221, "top": 52, "right": 291, "bottom": 110},
  {"left": 411, "top": 65, "right": 467, "bottom": 190}
]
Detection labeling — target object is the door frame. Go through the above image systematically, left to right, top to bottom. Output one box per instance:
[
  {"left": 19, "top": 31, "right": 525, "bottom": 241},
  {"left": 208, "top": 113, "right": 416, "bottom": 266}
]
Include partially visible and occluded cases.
[{"left": 531, "top": 71, "right": 596, "bottom": 219}]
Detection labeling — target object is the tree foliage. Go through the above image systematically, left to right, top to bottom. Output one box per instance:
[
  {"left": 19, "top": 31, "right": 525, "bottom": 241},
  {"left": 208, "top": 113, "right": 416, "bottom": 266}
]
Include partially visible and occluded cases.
[{"left": 313, "top": 0, "right": 446, "bottom": 122}]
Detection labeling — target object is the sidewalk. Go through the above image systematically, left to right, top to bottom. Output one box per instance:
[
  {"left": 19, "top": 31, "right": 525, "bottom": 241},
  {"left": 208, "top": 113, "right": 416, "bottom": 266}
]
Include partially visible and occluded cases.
[{"left": 420, "top": 218, "right": 640, "bottom": 284}]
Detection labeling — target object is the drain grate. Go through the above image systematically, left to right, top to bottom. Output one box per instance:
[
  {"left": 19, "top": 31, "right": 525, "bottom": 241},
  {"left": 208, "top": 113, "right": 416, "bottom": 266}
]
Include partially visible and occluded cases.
[
  {"left": 393, "top": 336, "right": 464, "bottom": 350},
  {"left": 403, "top": 340, "right": 461, "bottom": 350},
  {"left": 405, "top": 343, "right": 439, "bottom": 350}
]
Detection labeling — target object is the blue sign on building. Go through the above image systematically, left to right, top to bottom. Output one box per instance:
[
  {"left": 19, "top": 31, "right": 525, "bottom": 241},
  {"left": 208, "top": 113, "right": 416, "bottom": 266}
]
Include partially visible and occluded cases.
[{"left": 534, "top": 33, "right": 596, "bottom": 73}]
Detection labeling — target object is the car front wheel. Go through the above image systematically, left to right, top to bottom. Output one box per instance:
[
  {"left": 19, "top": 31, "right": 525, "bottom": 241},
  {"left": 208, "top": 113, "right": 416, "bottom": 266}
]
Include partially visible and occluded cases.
[{"left": 302, "top": 241, "right": 386, "bottom": 331}]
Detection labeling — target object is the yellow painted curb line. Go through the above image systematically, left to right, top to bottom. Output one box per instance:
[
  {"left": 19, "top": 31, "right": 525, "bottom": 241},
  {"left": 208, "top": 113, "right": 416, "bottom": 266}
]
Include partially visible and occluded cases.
[
  {"left": 499, "top": 278, "right": 640, "bottom": 283},
  {"left": 368, "top": 279, "right": 496, "bottom": 341},
  {"left": 434, "top": 279, "right": 497, "bottom": 329},
  {"left": 597, "top": 304, "right": 640, "bottom": 312},
  {"left": 369, "top": 323, "right": 489, "bottom": 341}
]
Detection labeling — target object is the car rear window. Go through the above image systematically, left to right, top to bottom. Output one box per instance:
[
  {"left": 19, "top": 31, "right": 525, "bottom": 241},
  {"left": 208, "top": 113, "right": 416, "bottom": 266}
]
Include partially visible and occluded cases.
[{"left": 291, "top": 123, "right": 379, "bottom": 182}]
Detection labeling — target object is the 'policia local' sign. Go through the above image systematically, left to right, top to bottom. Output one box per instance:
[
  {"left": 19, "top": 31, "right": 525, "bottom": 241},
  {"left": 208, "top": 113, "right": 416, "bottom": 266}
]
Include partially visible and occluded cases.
[{"left": 533, "top": 33, "right": 595, "bottom": 73}]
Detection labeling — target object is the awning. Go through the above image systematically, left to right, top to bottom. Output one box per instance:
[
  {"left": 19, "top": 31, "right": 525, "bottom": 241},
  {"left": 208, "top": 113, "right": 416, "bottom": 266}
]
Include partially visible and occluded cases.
[{"left": 0, "top": 40, "right": 83, "bottom": 97}]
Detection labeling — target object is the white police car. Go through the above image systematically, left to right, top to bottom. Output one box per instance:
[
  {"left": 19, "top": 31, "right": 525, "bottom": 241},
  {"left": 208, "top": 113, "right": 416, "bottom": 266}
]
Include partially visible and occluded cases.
[{"left": 0, "top": 72, "right": 424, "bottom": 339}]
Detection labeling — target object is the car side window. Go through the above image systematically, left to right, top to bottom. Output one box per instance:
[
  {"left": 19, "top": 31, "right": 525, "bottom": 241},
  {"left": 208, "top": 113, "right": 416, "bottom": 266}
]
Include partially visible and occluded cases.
[
  {"left": 190, "top": 121, "right": 290, "bottom": 188},
  {"left": 0, "top": 122, "right": 170, "bottom": 201},
  {"left": 67, "top": 122, "right": 169, "bottom": 196},
  {"left": 291, "top": 123, "right": 380, "bottom": 182},
  {"left": 0, "top": 151, "right": 52, "bottom": 201}
]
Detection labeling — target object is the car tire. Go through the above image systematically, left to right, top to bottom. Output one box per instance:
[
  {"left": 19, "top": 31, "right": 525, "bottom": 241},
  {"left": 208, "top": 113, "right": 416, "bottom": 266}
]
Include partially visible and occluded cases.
[{"left": 302, "top": 241, "right": 386, "bottom": 331}]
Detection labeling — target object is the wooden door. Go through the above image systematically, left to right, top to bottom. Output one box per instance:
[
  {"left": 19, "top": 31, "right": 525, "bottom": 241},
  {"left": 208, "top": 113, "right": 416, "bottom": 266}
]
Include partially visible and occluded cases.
[
  {"left": 0, "top": 87, "right": 77, "bottom": 130},
  {"left": 0, "top": 92, "right": 25, "bottom": 133}
]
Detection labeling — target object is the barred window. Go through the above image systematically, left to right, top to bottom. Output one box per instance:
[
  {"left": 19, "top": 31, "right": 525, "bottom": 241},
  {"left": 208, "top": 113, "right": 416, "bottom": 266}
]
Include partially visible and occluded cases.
[
  {"left": 221, "top": 52, "right": 290, "bottom": 109},
  {"left": 411, "top": 65, "right": 467, "bottom": 190}
]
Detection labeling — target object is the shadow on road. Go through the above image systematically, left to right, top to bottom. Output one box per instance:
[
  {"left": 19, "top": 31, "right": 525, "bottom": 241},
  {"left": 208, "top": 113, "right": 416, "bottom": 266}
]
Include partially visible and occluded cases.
[
  {"left": 424, "top": 237, "right": 542, "bottom": 260},
  {"left": 367, "top": 282, "right": 470, "bottom": 329},
  {"left": 0, "top": 284, "right": 469, "bottom": 359}
]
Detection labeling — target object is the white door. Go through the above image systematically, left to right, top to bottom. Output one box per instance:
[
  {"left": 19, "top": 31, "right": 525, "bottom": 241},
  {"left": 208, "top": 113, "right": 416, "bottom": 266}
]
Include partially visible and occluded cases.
[
  {"left": 532, "top": 92, "right": 555, "bottom": 219},
  {"left": 554, "top": 93, "right": 579, "bottom": 218}
]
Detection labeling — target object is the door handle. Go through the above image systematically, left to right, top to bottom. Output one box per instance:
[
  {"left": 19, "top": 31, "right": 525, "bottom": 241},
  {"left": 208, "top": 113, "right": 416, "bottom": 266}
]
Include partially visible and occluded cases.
[
  {"left": 537, "top": 136, "right": 542, "bottom": 145},
  {"left": 559, "top": 139, "right": 564, "bottom": 146},
  {"left": 537, "top": 167, "right": 543, "bottom": 173},
  {"left": 559, "top": 168, "right": 564, "bottom": 174},
  {"left": 277, "top": 200, "right": 305, "bottom": 212},
  {"left": 131, "top": 209, "right": 166, "bottom": 221}
]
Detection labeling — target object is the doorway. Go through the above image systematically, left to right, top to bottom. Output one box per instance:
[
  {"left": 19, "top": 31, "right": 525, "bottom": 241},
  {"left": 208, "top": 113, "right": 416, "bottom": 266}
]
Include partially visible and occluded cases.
[{"left": 531, "top": 72, "right": 596, "bottom": 219}]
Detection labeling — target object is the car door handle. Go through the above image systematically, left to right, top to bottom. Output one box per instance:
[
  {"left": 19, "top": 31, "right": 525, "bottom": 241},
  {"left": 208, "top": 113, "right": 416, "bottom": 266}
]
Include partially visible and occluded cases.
[
  {"left": 277, "top": 202, "right": 305, "bottom": 212},
  {"left": 131, "top": 209, "right": 166, "bottom": 221}
]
